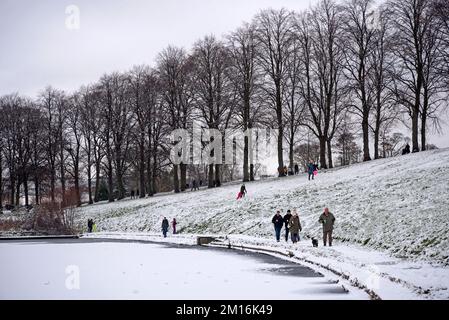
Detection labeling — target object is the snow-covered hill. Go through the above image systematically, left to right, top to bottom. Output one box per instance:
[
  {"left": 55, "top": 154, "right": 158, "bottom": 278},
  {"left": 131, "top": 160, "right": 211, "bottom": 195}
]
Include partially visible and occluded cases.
[{"left": 77, "top": 148, "right": 449, "bottom": 265}]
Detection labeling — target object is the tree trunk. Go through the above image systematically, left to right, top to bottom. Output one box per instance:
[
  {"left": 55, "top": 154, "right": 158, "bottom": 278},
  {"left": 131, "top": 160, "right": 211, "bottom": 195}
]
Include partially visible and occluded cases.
[
  {"left": 276, "top": 82, "right": 284, "bottom": 177},
  {"left": 421, "top": 92, "right": 428, "bottom": 151},
  {"left": 411, "top": 108, "right": 420, "bottom": 152},
  {"left": 362, "top": 114, "right": 371, "bottom": 161},
  {"left": 243, "top": 135, "right": 249, "bottom": 182},
  {"left": 289, "top": 136, "right": 294, "bottom": 171},
  {"left": 319, "top": 136, "right": 327, "bottom": 169},
  {"left": 139, "top": 138, "right": 146, "bottom": 198},
  {"left": 327, "top": 139, "right": 333, "bottom": 169},
  {"left": 87, "top": 141, "right": 93, "bottom": 205},
  {"left": 60, "top": 149, "right": 66, "bottom": 204},
  {"left": 152, "top": 151, "right": 158, "bottom": 195},
  {"left": 107, "top": 155, "right": 114, "bottom": 202},
  {"left": 94, "top": 159, "right": 101, "bottom": 202},
  {"left": 74, "top": 163, "right": 81, "bottom": 207},
  {"left": 180, "top": 163, "right": 187, "bottom": 192},
  {"left": 173, "top": 164, "right": 180, "bottom": 193},
  {"left": 208, "top": 164, "right": 214, "bottom": 188},
  {"left": 214, "top": 164, "right": 221, "bottom": 187},
  {"left": 249, "top": 164, "right": 254, "bottom": 181},
  {"left": 50, "top": 168, "right": 55, "bottom": 202},
  {"left": 10, "top": 175, "right": 15, "bottom": 206},
  {"left": 23, "top": 175, "right": 29, "bottom": 207},
  {"left": 34, "top": 176, "right": 39, "bottom": 205},
  {"left": 15, "top": 177, "right": 20, "bottom": 206}
]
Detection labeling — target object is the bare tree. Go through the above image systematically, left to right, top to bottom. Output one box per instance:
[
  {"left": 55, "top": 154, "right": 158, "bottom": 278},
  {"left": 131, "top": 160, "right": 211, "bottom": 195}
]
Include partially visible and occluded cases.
[
  {"left": 296, "top": 0, "right": 345, "bottom": 169},
  {"left": 342, "top": 0, "right": 376, "bottom": 161},
  {"left": 389, "top": 0, "right": 432, "bottom": 152},
  {"left": 254, "top": 8, "right": 294, "bottom": 176},
  {"left": 227, "top": 23, "right": 262, "bottom": 182},
  {"left": 191, "top": 35, "right": 234, "bottom": 188},
  {"left": 157, "top": 47, "right": 193, "bottom": 192}
]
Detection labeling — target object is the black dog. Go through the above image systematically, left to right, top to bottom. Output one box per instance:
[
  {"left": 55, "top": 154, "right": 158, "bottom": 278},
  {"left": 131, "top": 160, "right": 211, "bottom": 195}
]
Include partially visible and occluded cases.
[{"left": 312, "top": 238, "right": 318, "bottom": 247}]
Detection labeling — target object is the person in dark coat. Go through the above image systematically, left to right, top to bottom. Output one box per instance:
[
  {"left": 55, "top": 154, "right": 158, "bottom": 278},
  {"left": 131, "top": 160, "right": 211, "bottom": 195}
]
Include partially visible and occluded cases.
[
  {"left": 307, "top": 161, "right": 315, "bottom": 180},
  {"left": 294, "top": 164, "right": 299, "bottom": 175},
  {"left": 191, "top": 180, "right": 198, "bottom": 191},
  {"left": 240, "top": 184, "right": 247, "bottom": 197},
  {"left": 130, "top": 190, "right": 135, "bottom": 199},
  {"left": 319, "top": 208, "right": 336, "bottom": 246},
  {"left": 283, "top": 210, "right": 292, "bottom": 242},
  {"left": 272, "top": 211, "right": 284, "bottom": 242},
  {"left": 162, "top": 217, "right": 169, "bottom": 238},
  {"left": 172, "top": 218, "right": 177, "bottom": 234},
  {"left": 87, "top": 219, "right": 93, "bottom": 233}
]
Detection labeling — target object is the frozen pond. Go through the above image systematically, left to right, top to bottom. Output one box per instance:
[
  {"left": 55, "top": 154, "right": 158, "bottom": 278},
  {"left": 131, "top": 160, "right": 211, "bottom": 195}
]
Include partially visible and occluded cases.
[{"left": 0, "top": 239, "right": 367, "bottom": 299}]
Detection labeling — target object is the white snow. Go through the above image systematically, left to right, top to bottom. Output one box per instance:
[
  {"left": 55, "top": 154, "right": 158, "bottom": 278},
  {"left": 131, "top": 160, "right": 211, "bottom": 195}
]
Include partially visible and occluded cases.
[
  {"left": 73, "top": 148, "right": 449, "bottom": 299},
  {"left": 0, "top": 240, "right": 368, "bottom": 300}
]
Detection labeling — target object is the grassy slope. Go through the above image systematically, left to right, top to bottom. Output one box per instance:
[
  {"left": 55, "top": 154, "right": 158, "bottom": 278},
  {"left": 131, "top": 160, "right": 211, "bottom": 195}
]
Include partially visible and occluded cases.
[{"left": 77, "top": 148, "right": 449, "bottom": 265}]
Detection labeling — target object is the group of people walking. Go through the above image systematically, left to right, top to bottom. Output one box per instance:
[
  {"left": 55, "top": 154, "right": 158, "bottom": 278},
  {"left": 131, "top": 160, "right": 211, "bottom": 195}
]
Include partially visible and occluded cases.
[
  {"left": 272, "top": 207, "right": 335, "bottom": 246},
  {"left": 272, "top": 210, "right": 302, "bottom": 243},
  {"left": 161, "top": 217, "right": 177, "bottom": 237}
]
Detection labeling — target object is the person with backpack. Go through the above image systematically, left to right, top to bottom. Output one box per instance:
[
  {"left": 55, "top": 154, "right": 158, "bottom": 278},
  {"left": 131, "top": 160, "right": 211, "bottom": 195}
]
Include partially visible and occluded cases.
[
  {"left": 319, "top": 207, "right": 336, "bottom": 246},
  {"left": 283, "top": 210, "right": 292, "bottom": 242},
  {"left": 288, "top": 210, "right": 302, "bottom": 243},
  {"left": 272, "top": 211, "right": 284, "bottom": 242},
  {"left": 162, "top": 217, "right": 169, "bottom": 238}
]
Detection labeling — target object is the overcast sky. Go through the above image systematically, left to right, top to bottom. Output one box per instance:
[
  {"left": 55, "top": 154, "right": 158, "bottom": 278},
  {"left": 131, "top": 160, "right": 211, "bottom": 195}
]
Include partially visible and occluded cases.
[{"left": 0, "top": 0, "right": 447, "bottom": 148}]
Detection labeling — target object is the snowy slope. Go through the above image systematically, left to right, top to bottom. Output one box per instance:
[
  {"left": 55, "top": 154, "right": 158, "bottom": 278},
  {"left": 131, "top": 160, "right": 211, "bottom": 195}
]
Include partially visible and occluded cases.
[{"left": 76, "top": 148, "right": 449, "bottom": 265}]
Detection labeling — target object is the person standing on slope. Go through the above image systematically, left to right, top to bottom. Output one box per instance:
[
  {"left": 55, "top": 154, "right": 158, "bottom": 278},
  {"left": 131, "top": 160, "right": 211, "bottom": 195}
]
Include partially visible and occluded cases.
[
  {"left": 307, "top": 161, "right": 315, "bottom": 181},
  {"left": 319, "top": 208, "right": 335, "bottom": 246},
  {"left": 283, "top": 210, "right": 292, "bottom": 242},
  {"left": 288, "top": 210, "right": 302, "bottom": 243},
  {"left": 272, "top": 211, "right": 284, "bottom": 242},
  {"left": 162, "top": 217, "right": 169, "bottom": 238},
  {"left": 172, "top": 218, "right": 177, "bottom": 234}
]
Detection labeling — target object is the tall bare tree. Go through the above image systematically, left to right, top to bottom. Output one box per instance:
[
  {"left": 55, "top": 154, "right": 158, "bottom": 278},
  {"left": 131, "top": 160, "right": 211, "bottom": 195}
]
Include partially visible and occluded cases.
[
  {"left": 342, "top": 0, "right": 376, "bottom": 161},
  {"left": 254, "top": 8, "right": 294, "bottom": 176},
  {"left": 227, "top": 23, "right": 262, "bottom": 181}
]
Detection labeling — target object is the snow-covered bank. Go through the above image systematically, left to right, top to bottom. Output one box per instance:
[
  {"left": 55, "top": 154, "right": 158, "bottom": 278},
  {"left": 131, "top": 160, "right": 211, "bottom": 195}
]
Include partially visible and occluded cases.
[{"left": 76, "top": 148, "right": 449, "bottom": 265}]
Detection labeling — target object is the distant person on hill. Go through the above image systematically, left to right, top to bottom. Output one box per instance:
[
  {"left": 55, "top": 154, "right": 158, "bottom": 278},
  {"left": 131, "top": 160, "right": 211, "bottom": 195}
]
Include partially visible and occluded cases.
[
  {"left": 402, "top": 143, "right": 411, "bottom": 155},
  {"left": 307, "top": 161, "right": 315, "bottom": 181},
  {"left": 294, "top": 164, "right": 299, "bottom": 175},
  {"left": 191, "top": 180, "right": 199, "bottom": 191},
  {"left": 237, "top": 184, "right": 247, "bottom": 200},
  {"left": 130, "top": 189, "right": 135, "bottom": 199},
  {"left": 319, "top": 208, "right": 335, "bottom": 246},
  {"left": 283, "top": 210, "right": 292, "bottom": 242},
  {"left": 288, "top": 210, "right": 302, "bottom": 243},
  {"left": 272, "top": 211, "right": 284, "bottom": 242},
  {"left": 162, "top": 217, "right": 169, "bottom": 238},
  {"left": 172, "top": 218, "right": 177, "bottom": 234},
  {"left": 87, "top": 219, "right": 93, "bottom": 233},
  {"left": 92, "top": 221, "right": 98, "bottom": 232}
]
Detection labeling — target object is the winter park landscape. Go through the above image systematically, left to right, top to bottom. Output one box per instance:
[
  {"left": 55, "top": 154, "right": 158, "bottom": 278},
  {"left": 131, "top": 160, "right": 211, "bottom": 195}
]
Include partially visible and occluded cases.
[{"left": 1, "top": 0, "right": 449, "bottom": 303}]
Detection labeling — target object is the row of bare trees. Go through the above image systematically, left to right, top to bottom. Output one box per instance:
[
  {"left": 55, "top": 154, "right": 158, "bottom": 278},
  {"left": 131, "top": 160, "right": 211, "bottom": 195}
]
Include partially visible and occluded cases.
[{"left": 1, "top": 0, "right": 448, "bottom": 209}]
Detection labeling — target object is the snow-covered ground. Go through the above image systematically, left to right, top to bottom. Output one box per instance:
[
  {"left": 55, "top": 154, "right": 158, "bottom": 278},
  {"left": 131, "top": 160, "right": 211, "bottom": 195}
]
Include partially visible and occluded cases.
[
  {"left": 73, "top": 148, "right": 449, "bottom": 299},
  {"left": 0, "top": 239, "right": 368, "bottom": 300}
]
